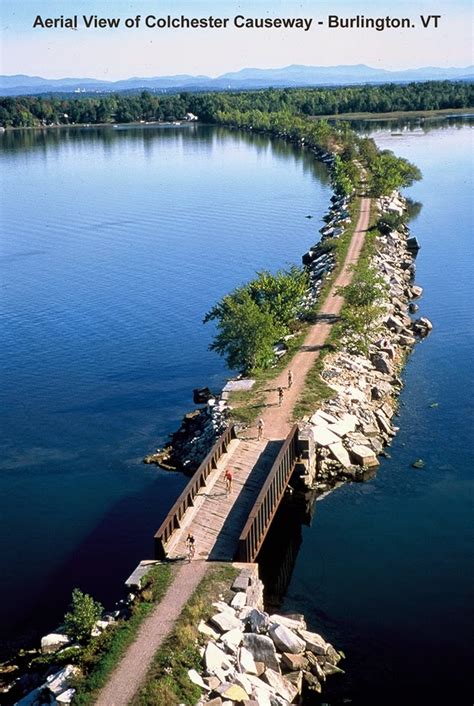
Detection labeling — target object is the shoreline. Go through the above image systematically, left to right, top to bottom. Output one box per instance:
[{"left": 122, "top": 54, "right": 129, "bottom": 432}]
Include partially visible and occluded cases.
[
  {"left": 1, "top": 106, "right": 472, "bottom": 133},
  {"left": 1, "top": 124, "right": 430, "bottom": 702}
]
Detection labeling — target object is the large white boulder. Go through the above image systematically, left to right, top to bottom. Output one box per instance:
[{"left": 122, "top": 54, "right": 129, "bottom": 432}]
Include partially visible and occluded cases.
[
  {"left": 268, "top": 624, "right": 306, "bottom": 655},
  {"left": 40, "top": 632, "right": 71, "bottom": 654}
]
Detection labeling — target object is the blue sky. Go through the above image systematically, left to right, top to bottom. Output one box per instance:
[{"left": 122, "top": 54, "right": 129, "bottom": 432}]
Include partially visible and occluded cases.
[{"left": 1, "top": 0, "right": 472, "bottom": 79}]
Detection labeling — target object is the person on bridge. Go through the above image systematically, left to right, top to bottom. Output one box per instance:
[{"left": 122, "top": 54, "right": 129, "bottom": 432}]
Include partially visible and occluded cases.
[
  {"left": 288, "top": 369, "right": 294, "bottom": 389},
  {"left": 278, "top": 386, "right": 284, "bottom": 406},
  {"left": 257, "top": 417, "right": 265, "bottom": 441},
  {"left": 224, "top": 468, "right": 233, "bottom": 494},
  {"left": 185, "top": 532, "right": 195, "bottom": 561}
]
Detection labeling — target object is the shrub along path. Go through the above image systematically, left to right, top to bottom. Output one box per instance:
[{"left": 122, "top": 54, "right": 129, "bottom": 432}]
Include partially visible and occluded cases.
[
  {"left": 94, "top": 196, "right": 371, "bottom": 705},
  {"left": 250, "top": 196, "right": 371, "bottom": 440}
]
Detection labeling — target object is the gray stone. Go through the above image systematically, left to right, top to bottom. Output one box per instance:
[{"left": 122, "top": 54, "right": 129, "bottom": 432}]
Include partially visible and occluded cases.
[
  {"left": 371, "top": 353, "right": 392, "bottom": 375},
  {"left": 375, "top": 409, "right": 394, "bottom": 436},
  {"left": 311, "top": 426, "right": 341, "bottom": 447},
  {"left": 328, "top": 442, "right": 352, "bottom": 468},
  {"left": 349, "top": 444, "right": 380, "bottom": 468},
  {"left": 232, "top": 574, "right": 250, "bottom": 592},
  {"left": 231, "top": 592, "right": 247, "bottom": 610},
  {"left": 248, "top": 608, "right": 270, "bottom": 634},
  {"left": 210, "top": 612, "right": 242, "bottom": 633},
  {"left": 268, "top": 614, "right": 306, "bottom": 632},
  {"left": 198, "top": 620, "right": 221, "bottom": 639},
  {"left": 268, "top": 624, "right": 306, "bottom": 655},
  {"left": 220, "top": 627, "right": 244, "bottom": 651},
  {"left": 297, "top": 629, "right": 328, "bottom": 655},
  {"left": 40, "top": 632, "right": 71, "bottom": 654},
  {"left": 242, "top": 634, "right": 280, "bottom": 672},
  {"left": 205, "top": 641, "right": 233, "bottom": 673},
  {"left": 326, "top": 644, "right": 343, "bottom": 664},
  {"left": 237, "top": 646, "right": 259, "bottom": 675},
  {"left": 322, "top": 662, "right": 345, "bottom": 676},
  {"left": 46, "top": 665, "right": 81, "bottom": 696},
  {"left": 188, "top": 669, "right": 210, "bottom": 690},
  {"left": 262, "top": 669, "right": 299, "bottom": 703},
  {"left": 285, "top": 670, "right": 303, "bottom": 693},
  {"left": 303, "top": 671, "right": 322, "bottom": 692},
  {"left": 56, "top": 689, "right": 76, "bottom": 704}
]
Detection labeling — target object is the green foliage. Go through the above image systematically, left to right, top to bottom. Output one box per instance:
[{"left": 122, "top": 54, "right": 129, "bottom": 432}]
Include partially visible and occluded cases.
[
  {"left": 1, "top": 80, "right": 472, "bottom": 128},
  {"left": 369, "top": 150, "right": 422, "bottom": 196},
  {"left": 332, "top": 154, "right": 356, "bottom": 196},
  {"left": 377, "top": 210, "right": 408, "bottom": 234},
  {"left": 336, "top": 264, "right": 387, "bottom": 354},
  {"left": 204, "top": 267, "right": 308, "bottom": 373},
  {"left": 248, "top": 267, "right": 309, "bottom": 327},
  {"left": 205, "top": 289, "right": 284, "bottom": 372},
  {"left": 72, "top": 564, "right": 172, "bottom": 705},
  {"left": 133, "top": 564, "right": 238, "bottom": 706},
  {"left": 64, "top": 589, "right": 103, "bottom": 644}
]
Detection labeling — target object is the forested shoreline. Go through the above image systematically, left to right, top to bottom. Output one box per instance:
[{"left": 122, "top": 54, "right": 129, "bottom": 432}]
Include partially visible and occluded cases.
[{"left": 0, "top": 80, "right": 472, "bottom": 128}]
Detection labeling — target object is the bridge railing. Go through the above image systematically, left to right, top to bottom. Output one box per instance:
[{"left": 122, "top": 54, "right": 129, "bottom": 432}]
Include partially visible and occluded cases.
[
  {"left": 154, "top": 424, "right": 237, "bottom": 558},
  {"left": 236, "top": 424, "right": 299, "bottom": 563}
]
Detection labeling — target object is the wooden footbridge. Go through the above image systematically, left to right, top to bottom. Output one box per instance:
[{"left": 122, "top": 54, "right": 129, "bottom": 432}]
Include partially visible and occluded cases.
[
  {"left": 154, "top": 196, "right": 371, "bottom": 565},
  {"left": 154, "top": 423, "right": 303, "bottom": 563}
]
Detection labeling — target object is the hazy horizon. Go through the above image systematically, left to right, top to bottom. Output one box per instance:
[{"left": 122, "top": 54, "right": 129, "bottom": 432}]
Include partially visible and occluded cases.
[{"left": 0, "top": 0, "right": 472, "bottom": 81}]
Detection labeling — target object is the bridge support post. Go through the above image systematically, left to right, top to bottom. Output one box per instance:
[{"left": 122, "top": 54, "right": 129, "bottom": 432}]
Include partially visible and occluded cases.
[{"left": 295, "top": 423, "right": 316, "bottom": 489}]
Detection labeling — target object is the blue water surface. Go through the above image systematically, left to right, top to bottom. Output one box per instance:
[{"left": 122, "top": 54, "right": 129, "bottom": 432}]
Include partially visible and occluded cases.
[
  {"left": 279, "top": 121, "right": 474, "bottom": 705},
  {"left": 0, "top": 125, "right": 330, "bottom": 648}
]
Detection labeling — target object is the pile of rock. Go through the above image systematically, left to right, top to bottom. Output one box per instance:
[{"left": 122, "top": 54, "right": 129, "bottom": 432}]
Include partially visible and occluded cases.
[
  {"left": 306, "top": 190, "right": 432, "bottom": 491},
  {"left": 301, "top": 192, "right": 353, "bottom": 308},
  {"left": 144, "top": 396, "right": 229, "bottom": 474},
  {"left": 190, "top": 566, "right": 343, "bottom": 705},
  {"left": 15, "top": 665, "right": 80, "bottom": 705}
]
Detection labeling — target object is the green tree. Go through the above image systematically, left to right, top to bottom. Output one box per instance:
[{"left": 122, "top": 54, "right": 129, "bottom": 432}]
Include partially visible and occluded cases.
[
  {"left": 369, "top": 151, "right": 422, "bottom": 196},
  {"left": 337, "top": 265, "right": 387, "bottom": 354},
  {"left": 248, "top": 267, "right": 308, "bottom": 328},
  {"left": 204, "top": 289, "right": 284, "bottom": 372},
  {"left": 64, "top": 588, "right": 103, "bottom": 643}
]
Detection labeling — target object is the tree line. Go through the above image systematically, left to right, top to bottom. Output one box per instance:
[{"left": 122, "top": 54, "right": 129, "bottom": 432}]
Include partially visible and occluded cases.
[{"left": 0, "top": 80, "right": 472, "bottom": 127}]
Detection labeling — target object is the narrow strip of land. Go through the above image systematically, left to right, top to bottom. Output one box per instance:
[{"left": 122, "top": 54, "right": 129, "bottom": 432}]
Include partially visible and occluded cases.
[
  {"left": 95, "top": 196, "right": 370, "bottom": 705},
  {"left": 255, "top": 196, "right": 371, "bottom": 440},
  {"left": 95, "top": 561, "right": 208, "bottom": 706}
]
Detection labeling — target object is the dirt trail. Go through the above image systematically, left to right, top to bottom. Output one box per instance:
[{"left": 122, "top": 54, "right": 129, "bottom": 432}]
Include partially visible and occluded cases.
[
  {"left": 254, "top": 196, "right": 371, "bottom": 440},
  {"left": 94, "top": 197, "right": 370, "bottom": 705},
  {"left": 95, "top": 561, "right": 208, "bottom": 706}
]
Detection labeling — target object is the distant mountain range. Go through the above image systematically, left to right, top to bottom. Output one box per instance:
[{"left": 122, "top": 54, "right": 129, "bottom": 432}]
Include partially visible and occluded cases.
[{"left": 1, "top": 64, "right": 473, "bottom": 96}]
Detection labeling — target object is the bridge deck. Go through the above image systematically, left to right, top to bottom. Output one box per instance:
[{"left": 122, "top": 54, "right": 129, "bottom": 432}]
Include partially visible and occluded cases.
[{"left": 167, "top": 437, "right": 283, "bottom": 561}]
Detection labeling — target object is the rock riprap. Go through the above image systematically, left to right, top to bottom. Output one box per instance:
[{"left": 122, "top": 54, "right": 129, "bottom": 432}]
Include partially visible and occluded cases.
[{"left": 193, "top": 566, "right": 343, "bottom": 704}]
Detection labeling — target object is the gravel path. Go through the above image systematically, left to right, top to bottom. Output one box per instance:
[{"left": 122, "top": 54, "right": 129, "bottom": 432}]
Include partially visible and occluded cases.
[
  {"left": 252, "top": 196, "right": 371, "bottom": 440},
  {"left": 94, "top": 197, "right": 370, "bottom": 704},
  {"left": 94, "top": 560, "right": 208, "bottom": 706}
]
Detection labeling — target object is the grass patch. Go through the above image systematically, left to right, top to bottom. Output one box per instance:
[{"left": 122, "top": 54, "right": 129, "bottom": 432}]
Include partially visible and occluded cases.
[
  {"left": 293, "top": 197, "right": 379, "bottom": 419},
  {"left": 227, "top": 327, "right": 308, "bottom": 427},
  {"left": 292, "top": 351, "right": 336, "bottom": 420},
  {"left": 71, "top": 563, "right": 173, "bottom": 706},
  {"left": 133, "top": 563, "right": 238, "bottom": 706}
]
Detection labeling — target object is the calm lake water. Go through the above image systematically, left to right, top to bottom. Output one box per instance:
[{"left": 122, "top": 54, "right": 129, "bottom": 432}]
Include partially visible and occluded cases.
[
  {"left": 273, "top": 119, "right": 474, "bottom": 705},
  {"left": 1, "top": 121, "right": 472, "bottom": 706},
  {"left": 0, "top": 125, "right": 331, "bottom": 651}
]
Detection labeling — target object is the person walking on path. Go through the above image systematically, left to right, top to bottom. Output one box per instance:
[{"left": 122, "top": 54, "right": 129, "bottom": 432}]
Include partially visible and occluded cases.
[
  {"left": 287, "top": 369, "right": 294, "bottom": 389},
  {"left": 278, "top": 386, "right": 284, "bottom": 407},
  {"left": 257, "top": 417, "right": 265, "bottom": 441},
  {"left": 224, "top": 468, "right": 233, "bottom": 494},
  {"left": 185, "top": 532, "right": 195, "bottom": 561}
]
